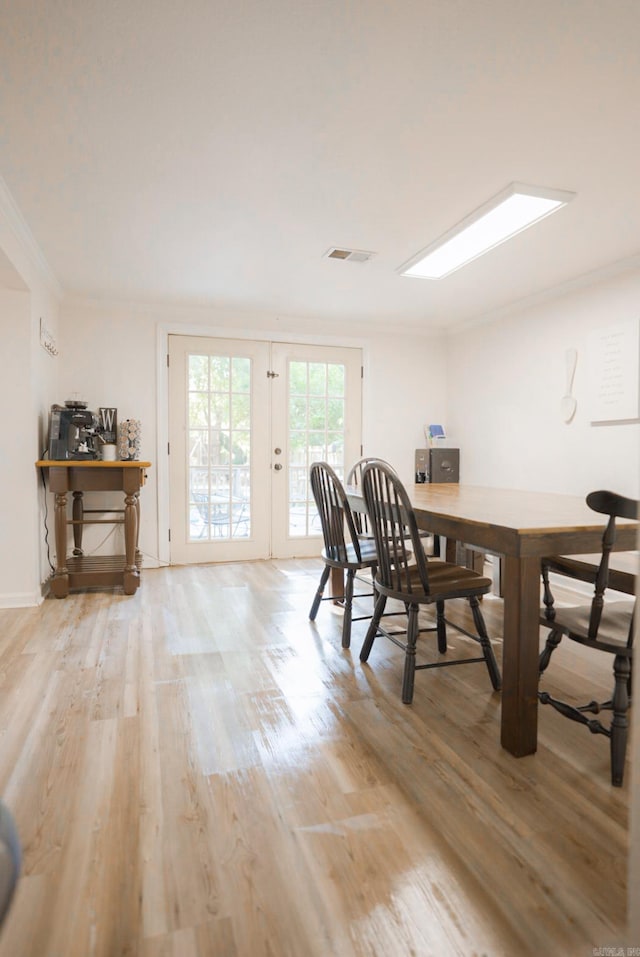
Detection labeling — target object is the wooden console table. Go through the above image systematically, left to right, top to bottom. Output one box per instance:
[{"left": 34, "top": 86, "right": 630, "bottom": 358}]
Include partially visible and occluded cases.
[{"left": 36, "top": 460, "right": 152, "bottom": 597}]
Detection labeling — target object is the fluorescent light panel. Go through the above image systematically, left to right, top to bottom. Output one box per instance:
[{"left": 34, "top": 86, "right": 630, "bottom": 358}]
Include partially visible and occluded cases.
[{"left": 400, "top": 182, "right": 575, "bottom": 280}]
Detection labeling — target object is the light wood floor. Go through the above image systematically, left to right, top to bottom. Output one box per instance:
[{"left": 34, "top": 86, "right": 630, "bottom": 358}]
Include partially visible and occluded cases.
[{"left": 0, "top": 559, "right": 630, "bottom": 956}]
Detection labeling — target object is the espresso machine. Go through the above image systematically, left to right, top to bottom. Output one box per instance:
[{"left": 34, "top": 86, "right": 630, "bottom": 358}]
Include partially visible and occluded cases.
[{"left": 48, "top": 400, "right": 101, "bottom": 460}]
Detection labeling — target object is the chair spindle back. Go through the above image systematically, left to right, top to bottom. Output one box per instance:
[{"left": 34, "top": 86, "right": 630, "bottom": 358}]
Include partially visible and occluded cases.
[
  {"left": 347, "top": 457, "right": 397, "bottom": 537},
  {"left": 361, "top": 460, "right": 431, "bottom": 595},
  {"left": 310, "top": 462, "right": 362, "bottom": 564},
  {"left": 585, "top": 489, "right": 638, "bottom": 643}
]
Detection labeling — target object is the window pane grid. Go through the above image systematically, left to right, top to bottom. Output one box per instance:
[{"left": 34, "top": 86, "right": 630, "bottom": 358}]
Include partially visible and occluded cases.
[
  {"left": 188, "top": 353, "right": 251, "bottom": 541},
  {"left": 288, "top": 360, "right": 346, "bottom": 536}
]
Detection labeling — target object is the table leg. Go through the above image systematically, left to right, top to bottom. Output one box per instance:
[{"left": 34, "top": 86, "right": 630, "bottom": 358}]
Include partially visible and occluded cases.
[
  {"left": 52, "top": 491, "right": 70, "bottom": 598},
  {"left": 72, "top": 491, "right": 84, "bottom": 556},
  {"left": 123, "top": 491, "right": 140, "bottom": 595},
  {"left": 135, "top": 491, "right": 142, "bottom": 563},
  {"left": 445, "top": 537, "right": 457, "bottom": 562},
  {"left": 492, "top": 555, "right": 504, "bottom": 597},
  {"left": 500, "top": 555, "right": 541, "bottom": 756},
  {"left": 330, "top": 567, "right": 345, "bottom": 602}
]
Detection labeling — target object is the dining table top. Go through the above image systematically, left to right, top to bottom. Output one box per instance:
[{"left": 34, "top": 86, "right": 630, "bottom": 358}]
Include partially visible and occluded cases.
[{"left": 346, "top": 482, "right": 639, "bottom": 558}]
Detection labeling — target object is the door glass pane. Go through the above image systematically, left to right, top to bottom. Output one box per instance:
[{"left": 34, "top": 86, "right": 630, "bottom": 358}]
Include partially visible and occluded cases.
[
  {"left": 187, "top": 352, "right": 252, "bottom": 541},
  {"left": 288, "top": 360, "right": 347, "bottom": 536},
  {"left": 327, "top": 364, "right": 345, "bottom": 396}
]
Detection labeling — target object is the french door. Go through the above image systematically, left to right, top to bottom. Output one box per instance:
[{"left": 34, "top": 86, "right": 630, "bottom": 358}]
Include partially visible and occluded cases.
[
  {"left": 168, "top": 335, "right": 362, "bottom": 563},
  {"left": 270, "top": 341, "right": 362, "bottom": 558}
]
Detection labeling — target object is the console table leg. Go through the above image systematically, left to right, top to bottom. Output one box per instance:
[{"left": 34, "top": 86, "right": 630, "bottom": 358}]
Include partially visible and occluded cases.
[
  {"left": 72, "top": 490, "right": 84, "bottom": 556},
  {"left": 52, "top": 491, "right": 70, "bottom": 598},
  {"left": 123, "top": 491, "right": 139, "bottom": 595},
  {"left": 135, "top": 491, "right": 142, "bottom": 563}
]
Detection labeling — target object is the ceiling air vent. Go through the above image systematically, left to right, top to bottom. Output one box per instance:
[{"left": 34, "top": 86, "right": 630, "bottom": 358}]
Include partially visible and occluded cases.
[{"left": 324, "top": 247, "right": 376, "bottom": 263}]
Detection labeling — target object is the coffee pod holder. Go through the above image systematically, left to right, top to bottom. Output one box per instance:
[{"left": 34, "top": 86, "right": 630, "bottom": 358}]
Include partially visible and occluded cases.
[{"left": 117, "top": 419, "right": 142, "bottom": 461}]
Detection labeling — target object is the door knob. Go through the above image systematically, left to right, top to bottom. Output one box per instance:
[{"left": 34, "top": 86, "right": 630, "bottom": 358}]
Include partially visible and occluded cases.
[
  {"left": 274, "top": 447, "right": 282, "bottom": 455},
  {"left": 274, "top": 463, "right": 283, "bottom": 471}
]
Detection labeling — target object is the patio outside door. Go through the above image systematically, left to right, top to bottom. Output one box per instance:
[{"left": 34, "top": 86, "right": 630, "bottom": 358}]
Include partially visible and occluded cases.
[{"left": 168, "top": 335, "right": 362, "bottom": 563}]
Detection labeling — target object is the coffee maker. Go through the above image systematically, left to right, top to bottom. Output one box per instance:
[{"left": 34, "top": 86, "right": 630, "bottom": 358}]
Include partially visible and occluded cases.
[{"left": 48, "top": 400, "right": 101, "bottom": 460}]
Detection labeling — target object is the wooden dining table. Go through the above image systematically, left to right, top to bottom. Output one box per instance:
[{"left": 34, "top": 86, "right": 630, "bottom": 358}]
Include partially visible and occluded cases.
[{"left": 346, "top": 482, "right": 639, "bottom": 758}]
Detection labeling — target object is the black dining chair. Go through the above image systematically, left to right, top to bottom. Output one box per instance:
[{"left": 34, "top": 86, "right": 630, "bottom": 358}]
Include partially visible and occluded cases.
[
  {"left": 346, "top": 457, "right": 440, "bottom": 557},
  {"left": 359, "top": 459, "right": 501, "bottom": 703},
  {"left": 309, "top": 461, "right": 379, "bottom": 649},
  {"left": 538, "top": 489, "right": 638, "bottom": 786}
]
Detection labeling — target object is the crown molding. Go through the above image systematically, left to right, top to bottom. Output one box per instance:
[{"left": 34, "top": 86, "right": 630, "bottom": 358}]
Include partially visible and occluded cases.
[
  {"left": 0, "top": 173, "right": 62, "bottom": 298},
  {"left": 449, "top": 251, "right": 640, "bottom": 334},
  {"left": 61, "top": 292, "right": 443, "bottom": 340}
]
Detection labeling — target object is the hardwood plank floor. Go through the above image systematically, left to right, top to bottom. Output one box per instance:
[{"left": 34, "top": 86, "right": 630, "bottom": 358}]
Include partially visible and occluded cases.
[{"left": 0, "top": 559, "right": 630, "bottom": 955}]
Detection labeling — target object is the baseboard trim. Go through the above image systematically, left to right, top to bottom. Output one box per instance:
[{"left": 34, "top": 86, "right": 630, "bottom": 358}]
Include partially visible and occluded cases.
[{"left": 0, "top": 589, "right": 44, "bottom": 609}]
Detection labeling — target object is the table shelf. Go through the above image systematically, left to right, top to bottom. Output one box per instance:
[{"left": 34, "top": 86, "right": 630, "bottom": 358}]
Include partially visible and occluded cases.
[{"left": 50, "top": 554, "right": 144, "bottom": 597}]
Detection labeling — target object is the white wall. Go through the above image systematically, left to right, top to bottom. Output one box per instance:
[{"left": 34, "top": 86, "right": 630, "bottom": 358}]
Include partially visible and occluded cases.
[
  {"left": 0, "top": 198, "right": 60, "bottom": 605},
  {"left": 445, "top": 269, "right": 640, "bottom": 497},
  {"left": 0, "top": 285, "right": 59, "bottom": 604},
  {"left": 32, "top": 288, "right": 62, "bottom": 588},
  {"left": 0, "top": 289, "right": 37, "bottom": 603},
  {"left": 58, "top": 300, "right": 445, "bottom": 564},
  {"left": 55, "top": 304, "right": 160, "bottom": 565},
  {"left": 363, "top": 333, "right": 447, "bottom": 486}
]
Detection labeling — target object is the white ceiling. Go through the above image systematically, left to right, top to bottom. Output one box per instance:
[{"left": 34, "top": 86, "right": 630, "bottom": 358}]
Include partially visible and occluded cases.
[{"left": 1, "top": 0, "right": 640, "bottom": 331}]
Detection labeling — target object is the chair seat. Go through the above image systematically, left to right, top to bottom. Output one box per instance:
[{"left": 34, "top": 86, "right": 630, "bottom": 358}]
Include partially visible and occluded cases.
[
  {"left": 321, "top": 537, "right": 378, "bottom": 570},
  {"left": 376, "top": 561, "right": 492, "bottom": 604},
  {"left": 540, "top": 600, "right": 635, "bottom": 654}
]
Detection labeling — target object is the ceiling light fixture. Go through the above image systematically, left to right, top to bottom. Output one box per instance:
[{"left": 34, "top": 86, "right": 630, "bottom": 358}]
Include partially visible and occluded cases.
[{"left": 399, "top": 182, "right": 576, "bottom": 280}]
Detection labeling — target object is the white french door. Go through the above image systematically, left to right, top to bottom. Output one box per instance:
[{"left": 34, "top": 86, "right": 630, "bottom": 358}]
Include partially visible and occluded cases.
[
  {"left": 168, "top": 335, "right": 362, "bottom": 563},
  {"left": 168, "top": 336, "right": 271, "bottom": 563},
  {"left": 270, "top": 341, "right": 362, "bottom": 558}
]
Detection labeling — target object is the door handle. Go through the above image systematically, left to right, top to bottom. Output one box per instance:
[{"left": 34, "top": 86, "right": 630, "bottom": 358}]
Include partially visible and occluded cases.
[{"left": 274, "top": 463, "right": 283, "bottom": 471}]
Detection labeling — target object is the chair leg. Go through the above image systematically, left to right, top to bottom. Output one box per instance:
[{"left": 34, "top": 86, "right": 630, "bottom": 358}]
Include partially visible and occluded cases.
[
  {"left": 541, "top": 563, "right": 556, "bottom": 622},
  {"left": 309, "top": 564, "right": 331, "bottom": 620},
  {"left": 342, "top": 568, "right": 355, "bottom": 649},
  {"left": 360, "top": 594, "right": 387, "bottom": 662},
  {"left": 469, "top": 596, "right": 501, "bottom": 691},
  {"left": 436, "top": 599, "right": 447, "bottom": 653},
  {"left": 402, "top": 604, "right": 420, "bottom": 704},
  {"left": 539, "top": 629, "right": 563, "bottom": 675},
  {"left": 611, "top": 654, "right": 631, "bottom": 787}
]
